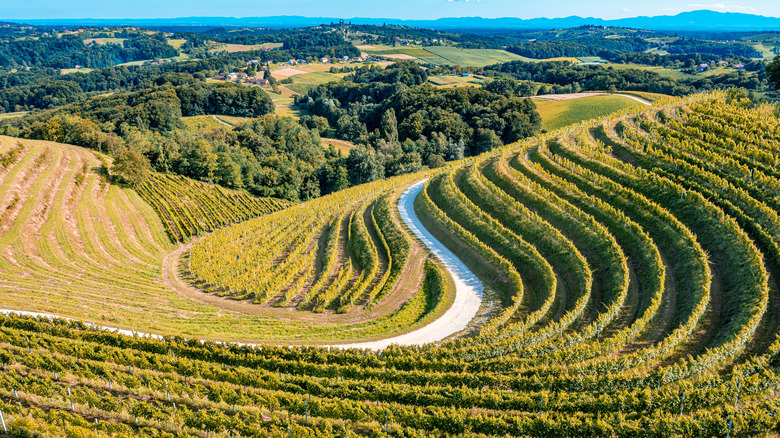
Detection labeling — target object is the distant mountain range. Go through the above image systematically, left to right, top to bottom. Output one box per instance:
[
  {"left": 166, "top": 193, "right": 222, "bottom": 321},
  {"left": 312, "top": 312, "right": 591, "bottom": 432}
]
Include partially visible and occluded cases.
[{"left": 12, "top": 10, "right": 780, "bottom": 32}]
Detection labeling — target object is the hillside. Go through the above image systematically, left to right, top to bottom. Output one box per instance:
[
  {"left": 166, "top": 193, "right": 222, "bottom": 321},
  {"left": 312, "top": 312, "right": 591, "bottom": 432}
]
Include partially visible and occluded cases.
[
  {"left": 1, "top": 90, "right": 780, "bottom": 436},
  {"left": 0, "top": 136, "right": 452, "bottom": 344},
  {"left": 136, "top": 173, "right": 290, "bottom": 242}
]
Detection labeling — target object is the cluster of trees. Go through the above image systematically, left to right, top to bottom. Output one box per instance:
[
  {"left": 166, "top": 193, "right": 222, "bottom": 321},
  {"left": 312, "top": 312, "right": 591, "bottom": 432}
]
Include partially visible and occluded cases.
[
  {"left": 177, "top": 27, "right": 361, "bottom": 61},
  {"left": 0, "top": 32, "right": 179, "bottom": 70},
  {"left": 506, "top": 35, "right": 650, "bottom": 60},
  {"left": 664, "top": 38, "right": 762, "bottom": 58},
  {"left": 612, "top": 51, "right": 765, "bottom": 70},
  {"left": 0, "top": 56, "right": 269, "bottom": 113},
  {"left": 483, "top": 60, "right": 770, "bottom": 96},
  {"left": 300, "top": 61, "right": 540, "bottom": 146},
  {"left": 296, "top": 62, "right": 540, "bottom": 188}
]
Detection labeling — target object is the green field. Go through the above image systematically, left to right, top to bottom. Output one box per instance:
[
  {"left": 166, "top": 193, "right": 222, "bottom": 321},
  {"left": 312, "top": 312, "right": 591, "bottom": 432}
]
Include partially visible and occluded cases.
[
  {"left": 423, "top": 46, "right": 527, "bottom": 67},
  {"left": 284, "top": 71, "right": 346, "bottom": 94},
  {"left": 534, "top": 94, "right": 647, "bottom": 131},
  {"left": 181, "top": 115, "right": 227, "bottom": 131}
]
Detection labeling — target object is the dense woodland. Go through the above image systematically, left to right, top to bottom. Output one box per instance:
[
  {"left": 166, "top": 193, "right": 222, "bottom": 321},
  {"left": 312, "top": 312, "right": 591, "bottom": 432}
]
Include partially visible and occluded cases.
[
  {"left": 0, "top": 21, "right": 778, "bottom": 203},
  {"left": 0, "top": 32, "right": 179, "bottom": 69},
  {"left": 482, "top": 60, "right": 768, "bottom": 96},
  {"left": 298, "top": 62, "right": 541, "bottom": 182}
]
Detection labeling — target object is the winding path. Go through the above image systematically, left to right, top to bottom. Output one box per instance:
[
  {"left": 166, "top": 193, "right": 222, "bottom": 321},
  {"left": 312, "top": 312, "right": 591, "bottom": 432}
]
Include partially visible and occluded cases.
[
  {"left": 0, "top": 180, "right": 485, "bottom": 350},
  {"left": 334, "top": 180, "right": 484, "bottom": 349}
]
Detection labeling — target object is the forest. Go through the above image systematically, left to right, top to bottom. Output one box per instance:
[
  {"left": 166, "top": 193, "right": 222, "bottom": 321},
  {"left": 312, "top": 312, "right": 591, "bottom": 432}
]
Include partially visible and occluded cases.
[
  {"left": 0, "top": 32, "right": 179, "bottom": 69},
  {"left": 482, "top": 60, "right": 768, "bottom": 96}
]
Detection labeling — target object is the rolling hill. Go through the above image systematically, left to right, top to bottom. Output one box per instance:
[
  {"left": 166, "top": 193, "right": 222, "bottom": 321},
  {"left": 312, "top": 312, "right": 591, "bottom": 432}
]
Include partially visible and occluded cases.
[{"left": 1, "top": 89, "right": 780, "bottom": 436}]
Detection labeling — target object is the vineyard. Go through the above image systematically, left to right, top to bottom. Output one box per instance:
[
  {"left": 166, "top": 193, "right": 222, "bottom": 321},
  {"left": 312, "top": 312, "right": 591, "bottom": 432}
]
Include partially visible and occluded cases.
[
  {"left": 2, "top": 89, "right": 780, "bottom": 436},
  {"left": 0, "top": 136, "right": 441, "bottom": 345},
  {"left": 136, "top": 174, "right": 290, "bottom": 242}
]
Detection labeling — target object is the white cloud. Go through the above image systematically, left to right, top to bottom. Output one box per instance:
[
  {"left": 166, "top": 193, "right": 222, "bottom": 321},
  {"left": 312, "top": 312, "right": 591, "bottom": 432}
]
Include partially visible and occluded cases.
[
  {"left": 687, "top": 2, "right": 756, "bottom": 13},
  {"left": 621, "top": 7, "right": 630, "bottom": 12}
]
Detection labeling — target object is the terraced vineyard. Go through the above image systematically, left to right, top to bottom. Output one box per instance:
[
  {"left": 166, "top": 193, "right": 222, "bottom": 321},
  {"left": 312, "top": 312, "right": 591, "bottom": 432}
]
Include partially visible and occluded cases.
[
  {"left": 3, "top": 90, "right": 780, "bottom": 436},
  {"left": 136, "top": 174, "right": 290, "bottom": 242}
]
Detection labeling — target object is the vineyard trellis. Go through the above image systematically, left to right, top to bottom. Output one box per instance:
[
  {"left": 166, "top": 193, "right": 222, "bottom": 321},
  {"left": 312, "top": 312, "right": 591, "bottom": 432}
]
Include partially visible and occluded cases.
[{"left": 2, "top": 90, "right": 780, "bottom": 436}]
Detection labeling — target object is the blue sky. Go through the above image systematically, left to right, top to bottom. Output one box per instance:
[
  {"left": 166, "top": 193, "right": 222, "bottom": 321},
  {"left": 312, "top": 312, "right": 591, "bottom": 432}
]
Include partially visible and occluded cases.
[{"left": 3, "top": 0, "right": 779, "bottom": 20}]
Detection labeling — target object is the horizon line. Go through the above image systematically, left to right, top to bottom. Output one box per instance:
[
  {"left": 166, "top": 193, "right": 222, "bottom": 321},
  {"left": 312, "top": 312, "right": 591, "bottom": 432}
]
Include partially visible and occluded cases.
[{"left": 6, "top": 9, "right": 780, "bottom": 23}]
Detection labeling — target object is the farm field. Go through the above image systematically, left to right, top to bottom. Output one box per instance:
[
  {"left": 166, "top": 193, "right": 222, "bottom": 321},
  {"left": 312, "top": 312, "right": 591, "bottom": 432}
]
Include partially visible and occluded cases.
[
  {"left": 358, "top": 44, "right": 573, "bottom": 66},
  {"left": 422, "top": 46, "right": 528, "bottom": 66},
  {"left": 427, "top": 74, "right": 486, "bottom": 87},
  {"left": 2, "top": 90, "right": 780, "bottom": 436},
  {"left": 533, "top": 93, "right": 647, "bottom": 131},
  {"left": 0, "top": 136, "right": 451, "bottom": 344}
]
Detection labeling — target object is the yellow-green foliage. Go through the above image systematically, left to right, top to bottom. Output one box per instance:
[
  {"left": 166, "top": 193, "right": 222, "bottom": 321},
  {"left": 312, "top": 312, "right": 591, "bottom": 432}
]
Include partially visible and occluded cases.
[
  {"left": 535, "top": 95, "right": 645, "bottom": 131},
  {"left": 136, "top": 173, "right": 290, "bottom": 242}
]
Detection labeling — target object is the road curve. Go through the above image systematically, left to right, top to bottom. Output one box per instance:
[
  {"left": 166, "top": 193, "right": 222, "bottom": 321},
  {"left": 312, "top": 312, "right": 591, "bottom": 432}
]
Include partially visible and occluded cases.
[
  {"left": 334, "top": 179, "right": 484, "bottom": 349},
  {"left": 0, "top": 180, "right": 485, "bottom": 350}
]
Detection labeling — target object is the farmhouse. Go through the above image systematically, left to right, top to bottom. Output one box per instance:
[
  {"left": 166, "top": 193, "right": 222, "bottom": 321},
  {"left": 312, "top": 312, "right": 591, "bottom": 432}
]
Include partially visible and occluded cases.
[{"left": 248, "top": 76, "right": 268, "bottom": 85}]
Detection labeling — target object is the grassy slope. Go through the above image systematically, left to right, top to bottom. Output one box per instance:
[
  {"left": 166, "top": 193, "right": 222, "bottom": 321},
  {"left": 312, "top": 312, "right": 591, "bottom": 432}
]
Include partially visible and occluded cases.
[
  {"left": 535, "top": 95, "right": 646, "bottom": 132},
  {"left": 0, "top": 136, "right": 445, "bottom": 344}
]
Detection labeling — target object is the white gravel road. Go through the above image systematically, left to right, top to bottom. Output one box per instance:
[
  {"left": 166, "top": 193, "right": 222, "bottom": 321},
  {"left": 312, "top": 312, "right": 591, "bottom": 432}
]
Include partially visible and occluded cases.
[
  {"left": 334, "top": 179, "right": 483, "bottom": 349},
  {"left": 0, "top": 180, "right": 484, "bottom": 350}
]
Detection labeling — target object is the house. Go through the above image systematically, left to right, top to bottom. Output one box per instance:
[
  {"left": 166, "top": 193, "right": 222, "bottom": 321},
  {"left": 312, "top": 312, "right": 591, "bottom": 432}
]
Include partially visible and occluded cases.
[
  {"left": 320, "top": 57, "right": 330, "bottom": 63},
  {"left": 246, "top": 60, "right": 259, "bottom": 65},
  {"left": 718, "top": 60, "right": 729, "bottom": 67},
  {"left": 697, "top": 63, "right": 709, "bottom": 72},
  {"left": 734, "top": 64, "right": 745, "bottom": 70},
  {"left": 462, "top": 73, "right": 470, "bottom": 77},
  {"left": 214, "top": 74, "right": 225, "bottom": 80},
  {"left": 248, "top": 76, "right": 268, "bottom": 85}
]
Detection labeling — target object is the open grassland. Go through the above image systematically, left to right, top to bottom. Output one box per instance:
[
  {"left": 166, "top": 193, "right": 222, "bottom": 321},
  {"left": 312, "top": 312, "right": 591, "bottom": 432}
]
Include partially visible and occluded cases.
[
  {"left": 166, "top": 38, "right": 187, "bottom": 49},
  {"left": 59, "top": 68, "right": 95, "bottom": 75},
  {"left": 284, "top": 71, "right": 347, "bottom": 95},
  {"left": 427, "top": 74, "right": 486, "bottom": 88},
  {"left": 2, "top": 90, "right": 780, "bottom": 436},
  {"left": 534, "top": 94, "right": 647, "bottom": 131},
  {"left": 0, "top": 112, "right": 28, "bottom": 120},
  {"left": 181, "top": 115, "right": 227, "bottom": 131},
  {"left": 213, "top": 115, "right": 252, "bottom": 126},
  {"left": 0, "top": 136, "right": 452, "bottom": 344},
  {"left": 321, "top": 138, "right": 355, "bottom": 155}
]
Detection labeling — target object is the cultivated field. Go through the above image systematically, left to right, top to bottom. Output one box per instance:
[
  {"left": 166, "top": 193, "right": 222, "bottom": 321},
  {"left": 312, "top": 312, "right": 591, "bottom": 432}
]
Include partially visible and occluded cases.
[
  {"left": 1, "top": 90, "right": 780, "bottom": 436},
  {"left": 534, "top": 94, "right": 648, "bottom": 131},
  {"left": 0, "top": 137, "right": 448, "bottom": 344}
]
